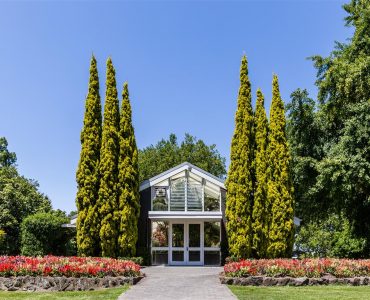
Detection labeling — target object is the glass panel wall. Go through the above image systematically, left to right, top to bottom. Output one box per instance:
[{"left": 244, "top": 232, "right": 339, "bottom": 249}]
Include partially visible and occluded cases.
[
  {"left": 151, "top": 170, "right": 222, "bottom": 212},
  {"left": 187, "top": 176, "right": 202, "bottom": 211},
  {"left": 170, "top": 177, "right": 186, "bottom": 211},
  {"left": 204, "top": 182, "right": 220, "bottom": 211},
  {"left": 153, "top": 187, "right": 168, "bottom": 211},
  {"left": 151, "top": 221, "right": 169, "bottom": 247},
  {"left": 204, "top": 222, "right": 220, "bottom": 247},
  {"left": 152, "top": 250, "right": 168, "bottom": 265}
]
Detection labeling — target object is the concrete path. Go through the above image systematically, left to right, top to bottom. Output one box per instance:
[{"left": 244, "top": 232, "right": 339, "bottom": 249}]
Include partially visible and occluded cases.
[{"left": 118, "top": 266, "right": 236, "bottom": 300}]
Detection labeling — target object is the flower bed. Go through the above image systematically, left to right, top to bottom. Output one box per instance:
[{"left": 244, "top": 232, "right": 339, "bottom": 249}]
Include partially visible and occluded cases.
[
  {"left": 0, "top": 256, "right": 140, "bottom": 278},
  {"left": 0, "top": 256, "right": 142, "bottom": 292},
  {"left": 222, "top": 259, "right": 370, "bottom": 286}
]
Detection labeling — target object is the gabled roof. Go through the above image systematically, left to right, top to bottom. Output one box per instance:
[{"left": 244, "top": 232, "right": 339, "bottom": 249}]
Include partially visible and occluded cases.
[{"left": 139, "top": 162, "right": 225, "bottom": 191}]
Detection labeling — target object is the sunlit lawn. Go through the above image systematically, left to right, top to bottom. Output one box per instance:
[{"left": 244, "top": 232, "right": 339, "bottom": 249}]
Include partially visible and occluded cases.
[
  {"left": 0, "top": 285, "right": 129, "bottom": 300},
  {"left": 228, "top": 285, "right": 370, "bottom": 300}
]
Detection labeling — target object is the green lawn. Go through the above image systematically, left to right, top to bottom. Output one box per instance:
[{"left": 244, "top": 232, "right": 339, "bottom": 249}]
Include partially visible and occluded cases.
[
  {"left": 228, "top": 285, "right": 370, "bottom": 300},
  {"left": 0, "top": 286, "right": 129, "bottom": 300}
]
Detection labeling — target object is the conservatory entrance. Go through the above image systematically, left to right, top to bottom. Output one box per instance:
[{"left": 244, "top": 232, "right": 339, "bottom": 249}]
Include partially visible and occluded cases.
[{"left": 151, "top": 219, "right": 222, "bottom": 266}]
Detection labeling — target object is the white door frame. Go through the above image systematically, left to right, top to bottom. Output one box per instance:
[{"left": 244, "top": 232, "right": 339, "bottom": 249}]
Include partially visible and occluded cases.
[{"left": 169, "top": 220, "right": 204, "bottom": 265}]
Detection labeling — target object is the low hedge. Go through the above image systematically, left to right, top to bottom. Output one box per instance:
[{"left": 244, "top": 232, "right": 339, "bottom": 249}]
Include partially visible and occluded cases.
[{"left": 224, "top": 259, "right": 370, "bottom": 278}]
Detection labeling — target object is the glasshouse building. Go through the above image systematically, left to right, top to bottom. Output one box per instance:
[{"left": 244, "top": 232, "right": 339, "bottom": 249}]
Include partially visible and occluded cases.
[{"left": 138, "top": 162, "right": 227, "bottom": 266}]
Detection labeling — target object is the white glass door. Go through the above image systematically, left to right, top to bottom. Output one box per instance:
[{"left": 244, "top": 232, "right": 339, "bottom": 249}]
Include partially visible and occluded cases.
[
  {"left": 187, "top": 222, "right": 203, "bottom": 265},
  {"left": 170, "top": 223, "right": 185, "bottom": 265}
]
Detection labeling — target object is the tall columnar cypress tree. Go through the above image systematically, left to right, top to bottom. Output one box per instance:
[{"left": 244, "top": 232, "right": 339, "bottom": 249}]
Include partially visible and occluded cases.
[
  {"left": 76, "top": 55, "right": 102, "bottom": 257},
  {"left": 225, "top": 55, "right": 254, "bottom": 259},
  {"left": 97, "top": 58, "right": 120, "bottom": 257},
  {"left": 266, "top": 75, "right": 295, "bottom": 258},
  {"left": 117, "top": 83, "right": 140, "bottom": 257},
  {"left": 252, "top": 89, "right": 269, "bottom": 258}
]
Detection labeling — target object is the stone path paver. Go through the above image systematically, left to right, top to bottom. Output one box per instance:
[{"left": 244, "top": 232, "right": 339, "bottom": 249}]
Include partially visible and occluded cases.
[{"left": 118, "top": 266, "right": 236, "bottom": 300}]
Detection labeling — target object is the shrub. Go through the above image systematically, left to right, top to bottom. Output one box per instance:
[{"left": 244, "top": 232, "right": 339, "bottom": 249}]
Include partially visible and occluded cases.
[{"left": 20, "top": 212, "right": 71, "bottom": 256}]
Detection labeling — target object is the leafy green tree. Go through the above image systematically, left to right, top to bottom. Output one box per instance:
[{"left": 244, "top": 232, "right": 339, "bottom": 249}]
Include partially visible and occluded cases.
[
  {"left": 311, "top": 0, "right": 370, "bottom": 140},
  {"left": 76, "top": 55, "right": 102, "bottom": 257},
  {"left": 225, "top": 56, "right": 254, "bottom": 259},
  {"left": 97, "top": 58, "right": 120, "bottom": 257},
  {"left": 266, "top": 75, "right": 294, "bottom": 258},
  {"left": 117, "top": 83, "right": 140, "bottom": 257},
  {"left": 252, "top": 89, "right": 269, "bottom": 258},
  {"left": 286, "top": 89, "right": 323, "bottom": 221},
  {"left": 312, "top": 101, "right": 370, "bottom": 242},
  {"left": 139, "top": 133, "right": 226, "bottom": 182},
  {"left": 0, "top": 137, "right": 17, "bottom": 167},
  {"left": 0, "top": 166, "right": 52, "bottom": 254},
  {"left": 20, "top": 212, "right": 71, "bottom": 256},
  {"left": 295, "top": 213, "right": 366, "bottom": 258}
]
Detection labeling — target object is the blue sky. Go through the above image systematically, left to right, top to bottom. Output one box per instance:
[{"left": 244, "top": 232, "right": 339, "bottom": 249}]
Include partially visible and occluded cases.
[{"left": 0, "top": 0, "right": 351, "bottom": 213}]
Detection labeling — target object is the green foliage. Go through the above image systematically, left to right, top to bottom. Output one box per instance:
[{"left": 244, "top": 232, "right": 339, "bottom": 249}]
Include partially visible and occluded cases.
[
  {"left": 311, "top": 0, "right": 370, "bottom": 139},
  {"left": 76, "top": 55, "right": 102, "bottom": 257},
  {"left": 225, "top": 55, "right": 254, "bottom": 258},
  {"left": 97, "top": 58, "right": 120, "bottom": 257},
  {"left": 266, "top": 75, "right": 294, "bottom": 258},
  {"left": 117, "top": 83, "right": 140, "bottom": 257},
  {"left": 251, "top": 89, "right": 269, "bottom": 258},
  {"left": 286, "top": 89, "right": 323, "bottom": 221},
  {"left": 312, "top": 101, "right": 370, "bottom": 239},
  {"left": 139, "top": 133, "right": 226, "bottom": 182},
  {"left": 0, "top": 137, "right": 17, "bottom": 167},
  {"left": 0, "top": 166, "right": 51, "bottom": 254},
  {"left": 20, "top": 212, "right": 70, "bottom": 256},
  {"left": 295, "top": 213, "right": 366, "bottom": 258},
  {"left": 0, "top": 229, "right": 5, "bottom": 247},
  {"left": 118, "top": 256, "right": 143, "bottom": 265}
]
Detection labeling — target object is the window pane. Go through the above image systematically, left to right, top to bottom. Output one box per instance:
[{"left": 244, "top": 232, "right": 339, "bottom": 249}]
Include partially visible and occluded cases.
[
  {"left": 170, "top": 177, "right": 185, "bottom": 211},
  {"left": 187, "top": 178, "right": 202, "bottom": 211},
  {"left": 204, "top": 185, "right": 220, "bottom": 211},
  {"left": 153, "top": 187, "right": 168, "bottom": 211},
  {"left": 151, "top": 221, "right": 168, "bottom": 247},
  {"left": 204, "top": 221, "right": 220, "bottom": 247},
  {"left": 172, "top": 224, "right": 184, "bottom": 247},
  {"left": 189, "top": 224, "right": 200, "bottom": 247},
  {"left": 152, "top": 250, "right": 168, "bottom": 265},
  {"left": 172, "top": 250, "right": 184, "bottom": 262},
  {"left": 189, "top": 251, "right": 200, "bottom": 261},
  {"left": 204, "top": 251, "right": 220, "bottom": 265}
]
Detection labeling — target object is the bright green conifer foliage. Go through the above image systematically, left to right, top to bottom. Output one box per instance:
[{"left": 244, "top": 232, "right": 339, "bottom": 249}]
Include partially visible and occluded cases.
[
  {"left": 76, "top": 55, "right": 102, "bottom": 256},
  {"left": 225, "top": 56, "right": 254, "bottom": 259},
  {"left": 97, "top": 58, "right": 120, "bottom": 257},
  {"left": 266, "top": 75, "right": 295, "bottom": 258},
  {"left": 117, "top": 83, "right": 140, "bottom": 257},
  {"left": 252, "top": 89, "right": 269, "bottom": 258}
]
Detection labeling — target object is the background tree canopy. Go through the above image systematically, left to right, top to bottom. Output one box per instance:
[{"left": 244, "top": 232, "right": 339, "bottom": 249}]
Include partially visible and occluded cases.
[
  {"left": 287, "top": 0, "right": 370, "bottom": 257},
  {"left": 138, "top": 133, "right": 226, "bottom": 182}
]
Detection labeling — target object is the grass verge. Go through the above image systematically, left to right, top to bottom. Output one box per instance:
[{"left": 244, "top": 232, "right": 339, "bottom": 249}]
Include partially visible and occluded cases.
[
  {"left": 0, "top": 285, "right": 129, "bottom": 300},
  {"left": 228, "top": 285, "right": 370, "bottom": 300}
]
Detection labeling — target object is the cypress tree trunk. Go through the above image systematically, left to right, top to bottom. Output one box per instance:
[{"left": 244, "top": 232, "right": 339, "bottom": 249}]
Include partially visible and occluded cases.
[
  {"left": 76, "top": 55, "right": 102, "bottom": 257},
  {"left": 225, "top": 56, "right": 254, "bottom": 259},
  {"left": 97, "top": 58, "right": 120, "bottom": 257},
  {"left": 266, "top": 75, "right": 295, "bottom": 258},
  {"left": 117, "top": 83, "right": 140, "bottom": 257},
  {"left": 252, "top": 89, "right": 269, "bottom": 258}
]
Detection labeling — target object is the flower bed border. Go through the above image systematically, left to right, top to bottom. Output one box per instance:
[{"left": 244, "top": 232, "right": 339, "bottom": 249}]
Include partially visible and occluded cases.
[
  {"left": 220, "top": 273, "right": 370, "bottom": 286},
  {"left": 0, "top": 275, "right": 144, "bottom": 292}
]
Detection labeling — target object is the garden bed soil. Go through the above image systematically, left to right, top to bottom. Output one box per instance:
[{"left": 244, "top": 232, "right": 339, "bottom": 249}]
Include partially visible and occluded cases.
[
  {"left": 220, "top": 273, "right": 370, "bottom": 286},
  {"left": 0, "top": 275, "right": 143, "bottom": 292}
]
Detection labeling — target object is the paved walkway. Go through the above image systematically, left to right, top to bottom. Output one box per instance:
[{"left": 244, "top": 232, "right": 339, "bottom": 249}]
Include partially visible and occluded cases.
[{"left": 118, "top": 266, "right": 236, "bottom": 300}]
